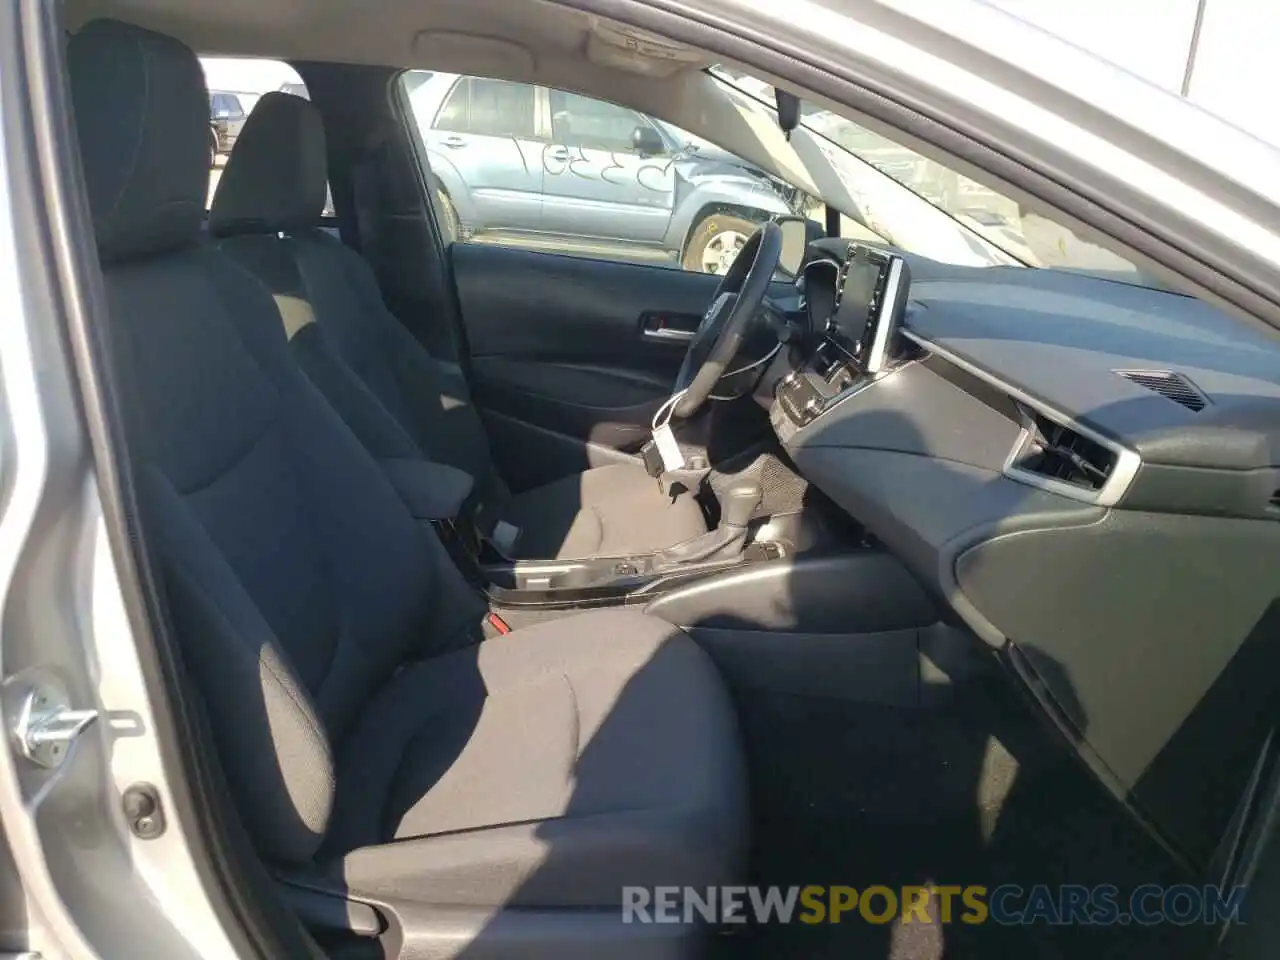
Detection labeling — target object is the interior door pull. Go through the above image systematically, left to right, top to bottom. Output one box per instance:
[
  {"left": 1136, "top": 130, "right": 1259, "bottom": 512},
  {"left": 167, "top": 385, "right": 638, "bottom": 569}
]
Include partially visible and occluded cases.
[{"left": 640, "top": 312, "right": 698, "bottom": 342}]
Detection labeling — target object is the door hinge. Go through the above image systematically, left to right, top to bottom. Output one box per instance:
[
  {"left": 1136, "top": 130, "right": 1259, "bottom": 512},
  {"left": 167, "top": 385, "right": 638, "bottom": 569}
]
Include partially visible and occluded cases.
[{"left": 5, "top": 673, "right": 98, "bottom": 770}]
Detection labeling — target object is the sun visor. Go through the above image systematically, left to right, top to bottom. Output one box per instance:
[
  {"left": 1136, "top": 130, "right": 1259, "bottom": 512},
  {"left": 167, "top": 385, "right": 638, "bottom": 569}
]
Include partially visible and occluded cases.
[
  {"left": 586, "top": 18, "right": 706, "bottom": 77},
  {"left": 411, "top": 31, "right": 536, "bottom": 80}
]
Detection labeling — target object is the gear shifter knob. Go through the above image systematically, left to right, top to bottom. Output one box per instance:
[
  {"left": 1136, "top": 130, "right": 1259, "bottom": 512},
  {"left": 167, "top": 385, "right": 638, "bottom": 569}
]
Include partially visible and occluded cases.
[{"left": 722, "top": 482, "right": 763, "bottom": 529}]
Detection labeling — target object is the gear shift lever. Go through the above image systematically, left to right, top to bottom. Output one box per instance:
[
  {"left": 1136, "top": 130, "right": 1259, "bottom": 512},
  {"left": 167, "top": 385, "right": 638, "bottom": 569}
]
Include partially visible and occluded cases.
[
  {"left": 654, "top": 480, "right": 763, "bottom": 567},
  {"left": 721, "top": 481, "right": 763, "bottom": 531}
]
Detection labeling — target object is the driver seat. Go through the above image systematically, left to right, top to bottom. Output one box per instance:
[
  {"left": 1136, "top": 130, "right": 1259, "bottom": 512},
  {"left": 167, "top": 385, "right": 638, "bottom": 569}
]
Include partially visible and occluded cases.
[{"left": 208, "top": 92, "right": 706, "bottom": 560}]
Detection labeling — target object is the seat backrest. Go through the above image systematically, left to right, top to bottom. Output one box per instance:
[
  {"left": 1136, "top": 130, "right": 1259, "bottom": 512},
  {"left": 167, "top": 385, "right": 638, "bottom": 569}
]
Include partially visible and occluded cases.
[
  {"left": 68, "top": 19, "right": 474, "bottom": 865},
  {"left": 208, "top": 94, "right": 507, "bottom": 505}
]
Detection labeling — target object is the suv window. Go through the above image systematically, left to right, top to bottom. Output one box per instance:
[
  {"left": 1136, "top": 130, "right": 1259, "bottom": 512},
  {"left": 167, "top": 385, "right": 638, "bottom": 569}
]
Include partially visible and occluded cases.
[
  {"left": 201, "top": 58, "right": 335, "bottom": 217},
  {"left": 402, "top": 71, "right": 812, "bottom": 275},
  {"left": 435, "top": 78, "right": 536, "bottom": 140},
  {"left": 549, "top": 89, "right": 650, "bottom": 153},
  {"left": 210, "top": 92, "right": 245, "bottom": 118}
]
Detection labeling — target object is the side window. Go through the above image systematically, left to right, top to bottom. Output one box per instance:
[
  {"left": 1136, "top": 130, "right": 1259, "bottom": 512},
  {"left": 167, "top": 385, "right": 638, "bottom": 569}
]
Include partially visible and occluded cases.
[
  {"left": 200, "top": 58, "right": 335, "bottom": 218},
  {"left": 400, "top": 70, "right": 812, "bottom": 274},
  {"left": 432, "top": 77, "right": 470, "bottom": 132},
  {"left": 432, "top": 78, "right": 536, "bottom": 139},
  {"left": 464, "top": 79, "right": 537, "bottom": 139},
  {"left": 549, "top": 90, "right": 651, "bottom": 154},
  {"left": 212, "top": 93, "right": 245, "bottom": 119}
]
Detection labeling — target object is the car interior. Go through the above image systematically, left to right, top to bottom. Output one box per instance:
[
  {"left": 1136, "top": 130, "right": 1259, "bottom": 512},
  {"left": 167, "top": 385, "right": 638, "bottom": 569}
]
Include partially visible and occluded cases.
[{"left": 50, "top": 1, "right": 1280, "bottom": 959}]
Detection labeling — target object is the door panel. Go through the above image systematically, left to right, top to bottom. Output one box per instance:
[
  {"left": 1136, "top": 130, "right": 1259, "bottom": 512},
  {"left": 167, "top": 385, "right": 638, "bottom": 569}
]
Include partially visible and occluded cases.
[{"left": 451, "top": 243, "right": 785, "bottom": 487}]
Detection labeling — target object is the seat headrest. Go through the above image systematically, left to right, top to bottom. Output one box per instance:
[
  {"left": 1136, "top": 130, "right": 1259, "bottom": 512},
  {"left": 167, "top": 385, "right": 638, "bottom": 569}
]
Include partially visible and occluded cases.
[
  {"left": 67, "top": 20, "right": 209, "bottom": 263},
  {"left": 208, "top": 92, "right": 327, "bottom": 238}
]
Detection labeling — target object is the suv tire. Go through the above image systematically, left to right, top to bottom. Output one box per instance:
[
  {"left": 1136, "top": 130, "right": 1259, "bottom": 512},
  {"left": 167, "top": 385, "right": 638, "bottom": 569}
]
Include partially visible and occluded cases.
[
  {"left": 434, "top": 186, "right": 460, "bottom": 243},
  {"left": 683, "top": 212, "right": 759, "bottom": 275}
]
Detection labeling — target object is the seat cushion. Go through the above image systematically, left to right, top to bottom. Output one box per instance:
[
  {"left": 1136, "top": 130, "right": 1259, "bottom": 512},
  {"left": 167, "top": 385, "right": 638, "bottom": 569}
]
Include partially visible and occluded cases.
[
  {"left": 506, "top": 463, "right": 706, "bottom": 560},
  {"left": 324, "top": 609, "right": 747, "bottom": 908}
]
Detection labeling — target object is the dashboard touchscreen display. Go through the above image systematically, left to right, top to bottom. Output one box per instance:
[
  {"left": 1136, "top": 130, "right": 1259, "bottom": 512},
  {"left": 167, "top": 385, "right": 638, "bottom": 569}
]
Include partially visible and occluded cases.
[
  {"left": 829, "top": 244, "right": 909, "bottom": 374},
  {"left": 833, "top": 247, "right": 883, "bottom": 351}
]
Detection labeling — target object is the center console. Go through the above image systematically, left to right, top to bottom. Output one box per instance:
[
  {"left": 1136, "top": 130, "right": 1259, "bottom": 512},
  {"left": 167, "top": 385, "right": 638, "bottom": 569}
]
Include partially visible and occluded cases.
[
  {"left": 440, "top": 242, "right": 916, "bottom": 613},
  {"left": 772, "top": 243, "right": 913, "bottom": 433},
  {"left": 435, "top": 508, "right": 789, "bottom": 611},
  {"left": 478, "top": 537, "right": 787, "bottom": 608}
]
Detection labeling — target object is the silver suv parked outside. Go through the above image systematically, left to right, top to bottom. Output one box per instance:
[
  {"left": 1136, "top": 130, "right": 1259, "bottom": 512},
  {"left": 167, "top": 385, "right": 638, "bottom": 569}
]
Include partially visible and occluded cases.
[{"left": 408, "top": 72, "right": 809, "bottom": 273}]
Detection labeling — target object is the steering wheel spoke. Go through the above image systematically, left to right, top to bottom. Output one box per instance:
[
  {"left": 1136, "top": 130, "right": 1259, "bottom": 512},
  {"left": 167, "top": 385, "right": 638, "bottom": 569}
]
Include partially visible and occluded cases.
[{"left": 672, "top": 221, "right": 783, "bottom": 420}]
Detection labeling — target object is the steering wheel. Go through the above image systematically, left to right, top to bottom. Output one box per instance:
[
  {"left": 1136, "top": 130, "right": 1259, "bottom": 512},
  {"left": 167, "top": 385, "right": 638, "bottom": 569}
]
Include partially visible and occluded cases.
[{"left": 672, "top": 221, "right": 783, "bottom": 419}]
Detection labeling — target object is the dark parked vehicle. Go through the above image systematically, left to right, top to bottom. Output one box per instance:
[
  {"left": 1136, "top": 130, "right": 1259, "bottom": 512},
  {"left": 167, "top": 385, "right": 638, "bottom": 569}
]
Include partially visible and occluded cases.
[{"left": 208, "top": 89, "right": 247, "bottom": 163}]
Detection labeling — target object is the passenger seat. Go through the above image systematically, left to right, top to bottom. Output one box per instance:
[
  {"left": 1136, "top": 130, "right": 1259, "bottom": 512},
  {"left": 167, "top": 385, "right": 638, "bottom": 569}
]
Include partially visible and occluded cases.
[
  {"left": 68, "top": 19, "right": 746, "bottom": 957},
  {"left": 207, "top": 92, "right": 708, "bottom": 560}
]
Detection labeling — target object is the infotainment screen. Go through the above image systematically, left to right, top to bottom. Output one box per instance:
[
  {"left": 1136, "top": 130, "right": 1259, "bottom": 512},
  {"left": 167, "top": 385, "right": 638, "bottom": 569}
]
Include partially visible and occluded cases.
[{"left": 829, "top": 244, "right": 910, "bottom": 374}]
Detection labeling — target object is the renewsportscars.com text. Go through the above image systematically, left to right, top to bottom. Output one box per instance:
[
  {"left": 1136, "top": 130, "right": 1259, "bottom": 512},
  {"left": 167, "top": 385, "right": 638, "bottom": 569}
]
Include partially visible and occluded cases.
[{"left": 622, "top": 884, "right": 1247, "bottom": 926}]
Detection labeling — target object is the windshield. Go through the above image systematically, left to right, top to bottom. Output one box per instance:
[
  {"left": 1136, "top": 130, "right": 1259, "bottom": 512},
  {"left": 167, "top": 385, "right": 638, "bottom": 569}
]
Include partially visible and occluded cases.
[{"left": 710, "top": 67, "right": 1148, "bottom": 282}]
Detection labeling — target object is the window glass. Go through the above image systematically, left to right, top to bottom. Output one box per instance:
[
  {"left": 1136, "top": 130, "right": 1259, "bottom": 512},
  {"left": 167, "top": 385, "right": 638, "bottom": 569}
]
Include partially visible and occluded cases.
[
  {"left": 200, "top": 57, "right": 335, "bottom": 217},
  {"left": 709, "top": 65, "right": 1147, "bottom": 279},
  {"left": 401, "top": 70, "right": 809, "bottom": 275},
  {"left": 433, "top": 77, "right": 470, "bottom": 132},
  {"left": 465, "top": 79, "right": 536, "bottom": 139},
  {"left": 550, "top": 90, "right": 647, "bottom": 153},
  {"left": 211, "top": 92, "right": 245, "bottom": 117}
]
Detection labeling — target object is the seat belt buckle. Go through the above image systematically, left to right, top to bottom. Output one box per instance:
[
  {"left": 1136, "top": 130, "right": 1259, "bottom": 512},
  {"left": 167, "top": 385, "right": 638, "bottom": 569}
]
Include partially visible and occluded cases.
[{"left": 489, "top": 520, "right": 520, "bottom": 557}]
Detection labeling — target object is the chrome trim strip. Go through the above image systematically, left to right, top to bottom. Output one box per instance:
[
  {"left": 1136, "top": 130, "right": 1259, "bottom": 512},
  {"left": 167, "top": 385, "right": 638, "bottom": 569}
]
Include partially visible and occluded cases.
[
  {"left": 864, "top": 257, "right": 905, "bottom": 374},
  {"left": 641, "top": 326, "right": 696, "bottom": 342},
  {"left": 902, "top": 329, "right": 1142, "bottom": 507}
]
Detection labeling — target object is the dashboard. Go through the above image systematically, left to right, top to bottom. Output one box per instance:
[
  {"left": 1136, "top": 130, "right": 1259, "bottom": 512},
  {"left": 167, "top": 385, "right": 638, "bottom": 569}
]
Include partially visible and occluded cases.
[{"left": 761, "top": 239, "right": 1280, "bottom": 874}]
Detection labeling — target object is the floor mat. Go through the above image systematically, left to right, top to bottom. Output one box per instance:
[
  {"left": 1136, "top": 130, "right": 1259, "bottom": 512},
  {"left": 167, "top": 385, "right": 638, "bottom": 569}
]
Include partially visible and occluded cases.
[{"left": 725, "top": 669, "right": 1213, "bottom": 960}]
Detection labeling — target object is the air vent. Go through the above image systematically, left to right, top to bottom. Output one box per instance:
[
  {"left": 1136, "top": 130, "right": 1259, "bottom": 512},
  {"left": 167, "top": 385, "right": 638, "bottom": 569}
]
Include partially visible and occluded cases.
[
  {"left": 1115, "top": 369, "right": 1208, "bottom": 412},
  {"left": 1010, "top": 409, "right": 1118, "bottom": 493},
  {"left": 1269, "top": 489, "right": 1280, "bottom": 512}
]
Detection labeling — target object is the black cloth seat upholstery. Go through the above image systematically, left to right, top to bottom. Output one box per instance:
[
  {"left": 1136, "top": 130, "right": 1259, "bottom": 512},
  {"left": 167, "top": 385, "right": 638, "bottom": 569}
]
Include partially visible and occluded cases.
[
  {"left": 68, "top": 16, "right": 746, "bottom": 944},
  {"left": 207, "top": 92, "right": 706, "bottom": 560},
  {"left": 325, "top": 611, "right": 744, "bottom": 907}
]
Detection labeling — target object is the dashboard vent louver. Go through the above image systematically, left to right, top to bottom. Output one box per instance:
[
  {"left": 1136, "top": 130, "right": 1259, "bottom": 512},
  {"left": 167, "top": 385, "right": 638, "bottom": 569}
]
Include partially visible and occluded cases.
[
  {"left": 1115, "top": 369, "right": 1208, "bottom": 412},
  {"left": 1011, "top": 409, "right": 1117, "bottom": 493}
]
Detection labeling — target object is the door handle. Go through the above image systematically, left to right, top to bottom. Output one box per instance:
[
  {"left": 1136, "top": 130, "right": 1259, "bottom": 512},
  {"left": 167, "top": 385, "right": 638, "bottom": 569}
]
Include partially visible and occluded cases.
[
  {"left": 441, "top": 135, "right": 467, "bottom": 149},
  {"left": 546, "top": 146, "right": 569, "bottom": 160},
  {"left": 640, "top": 312, "right": 699, "bottom": 342},
  {"left": 642, "top": 327, "right": 695, "bottom": 343}
]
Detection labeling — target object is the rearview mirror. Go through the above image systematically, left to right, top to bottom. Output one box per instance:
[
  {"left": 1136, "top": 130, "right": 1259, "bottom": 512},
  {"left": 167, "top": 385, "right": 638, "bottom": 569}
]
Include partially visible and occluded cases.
[
  {"left": 775, "top": 90, "right": 801, "bottom": 140},
  {"left": 631, "top": 125, "right": 666, "bottom": 158},
  {"left": 775, "top": 215, "right": 822, "bottom": 276}
]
